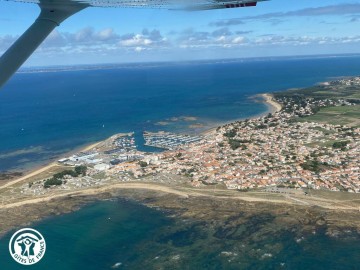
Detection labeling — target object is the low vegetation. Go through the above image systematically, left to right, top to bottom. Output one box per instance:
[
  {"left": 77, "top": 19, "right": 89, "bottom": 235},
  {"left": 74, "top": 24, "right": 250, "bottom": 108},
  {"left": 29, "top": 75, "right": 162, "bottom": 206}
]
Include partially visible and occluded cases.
[
  {"left": 274, "top": 81, "right": 360, "bottom": 101},
  {"left": 296, "top": 105, "right": 360, "bottom": 127},
  {"left": 332, "top": 141, "right": 350, "bottom": 150},
  {"left": 300, "top": 159, "right": 332, "bottom": 173},
  {"left": 139, "top": 161, "right": 148, "bottom": 167},
  {"left": 44, "top": 165, "right": 87, "bottom": 188}
]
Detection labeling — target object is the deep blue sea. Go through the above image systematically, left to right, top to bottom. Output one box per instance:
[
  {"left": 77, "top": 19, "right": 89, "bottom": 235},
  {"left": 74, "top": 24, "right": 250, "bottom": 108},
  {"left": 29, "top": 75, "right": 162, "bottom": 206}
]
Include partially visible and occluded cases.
[
  {"left": 1, "top": 56, "right": 360, "bottom": 269},
  {"left": 1, "top": 56, "right": 360, "bottom": 172}
]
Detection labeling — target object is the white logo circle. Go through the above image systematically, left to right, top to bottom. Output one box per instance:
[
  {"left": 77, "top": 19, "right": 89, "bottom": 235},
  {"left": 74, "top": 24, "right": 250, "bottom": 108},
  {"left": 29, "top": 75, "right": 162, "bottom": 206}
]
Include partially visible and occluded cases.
[{"left": 9, "top": 228, "right": 46, "bottom": 265}]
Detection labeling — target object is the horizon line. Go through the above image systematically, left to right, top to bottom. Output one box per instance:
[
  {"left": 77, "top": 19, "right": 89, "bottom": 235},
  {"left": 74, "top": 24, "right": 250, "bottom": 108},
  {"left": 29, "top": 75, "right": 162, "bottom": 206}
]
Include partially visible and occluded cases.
[{"left": 18, "top": 52, "right": 360, "bottom": 73}]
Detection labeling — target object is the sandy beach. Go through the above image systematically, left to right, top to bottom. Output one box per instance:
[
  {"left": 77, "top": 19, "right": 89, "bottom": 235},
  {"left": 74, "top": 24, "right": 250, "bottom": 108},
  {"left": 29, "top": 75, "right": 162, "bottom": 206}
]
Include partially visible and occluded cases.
[
  {"left": 201, "top": 93, "right": 282, "bottom": 136},
  {"left": 261, "top": 93, "right": 283, "bottom": 113},
  {"left": 0, "top": 140, "right": 103, "bottom": 189},
  {"left": 0, "top": 163, "right": 58, "bottom": 190}
]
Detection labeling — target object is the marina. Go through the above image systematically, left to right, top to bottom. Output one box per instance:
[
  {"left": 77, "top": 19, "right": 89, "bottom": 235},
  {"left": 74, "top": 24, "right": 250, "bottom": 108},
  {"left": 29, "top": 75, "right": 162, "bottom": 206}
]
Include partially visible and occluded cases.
[
  {"left": 57, "top": 131, "right": 204, "bottom": 171},
  {"left": 143, "top": 131, "right": 203, "bottom": 150},
  {"left": 57, "top": 132, "right": 144, "bottom": 169}
]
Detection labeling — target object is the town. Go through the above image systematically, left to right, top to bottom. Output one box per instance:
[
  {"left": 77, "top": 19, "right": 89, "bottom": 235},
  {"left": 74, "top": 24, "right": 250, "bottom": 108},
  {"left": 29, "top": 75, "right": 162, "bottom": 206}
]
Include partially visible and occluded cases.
[{"left": 19, "top": 77, "right": 360, "bottom": 195}]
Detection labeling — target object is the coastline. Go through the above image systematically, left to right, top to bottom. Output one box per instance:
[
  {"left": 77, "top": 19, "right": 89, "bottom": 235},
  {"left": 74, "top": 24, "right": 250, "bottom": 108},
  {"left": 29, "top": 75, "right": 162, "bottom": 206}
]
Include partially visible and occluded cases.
[
  {"left": 2, "top": 61, "right": 360, "bottom": 268},
  {"left": 1, "top": 91, "right": 359, "bottom": 238},
  {"left": 0, "top": 93, "right": 281, "bottom": 189},
  {"left": 1, "top": 93, "right": 281, "bottom": 179},
  {"left": 201, "top": 93, "right": 282, "bottom": 136},
  {"left": 261, "top": 93, "right": 283, "bottom": 113},
  {"left": 0, "top": 141, "right": 103, "bottom": 188},
  {"left": 0, "top": 141, "right": 102, "bottom": 190},
  {"left": 1, "top": 181, "right": 359, "bottom": 239}
]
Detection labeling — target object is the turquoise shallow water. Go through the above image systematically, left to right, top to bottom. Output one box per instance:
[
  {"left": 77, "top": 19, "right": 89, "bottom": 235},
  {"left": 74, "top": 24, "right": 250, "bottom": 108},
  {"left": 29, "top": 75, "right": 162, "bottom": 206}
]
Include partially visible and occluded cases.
[
  {"left": 1, "top": 56, "right": 360, "bottom": 171},
  {"left": 0, "top": 199, "right": 359, "bottom": 270},
  {"left": 0, "top": 200, "right": 172, "bottom": 270}
]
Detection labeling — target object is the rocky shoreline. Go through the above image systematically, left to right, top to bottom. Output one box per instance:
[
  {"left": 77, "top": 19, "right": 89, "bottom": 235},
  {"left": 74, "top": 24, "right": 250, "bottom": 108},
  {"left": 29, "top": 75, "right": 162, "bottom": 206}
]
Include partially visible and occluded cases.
[{"left": 1, "top": 187, "right": 359, "bottom": 241}]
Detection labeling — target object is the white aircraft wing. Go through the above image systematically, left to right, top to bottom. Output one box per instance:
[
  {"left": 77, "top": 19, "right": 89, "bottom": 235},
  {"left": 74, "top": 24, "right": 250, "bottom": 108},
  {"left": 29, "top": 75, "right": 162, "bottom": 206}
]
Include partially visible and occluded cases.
[
  {"left": 0, "top": 0, "right": 268, "bottom": 88},
  {"left": 7, "top": 0, "right": 267, "bottom": 9}
]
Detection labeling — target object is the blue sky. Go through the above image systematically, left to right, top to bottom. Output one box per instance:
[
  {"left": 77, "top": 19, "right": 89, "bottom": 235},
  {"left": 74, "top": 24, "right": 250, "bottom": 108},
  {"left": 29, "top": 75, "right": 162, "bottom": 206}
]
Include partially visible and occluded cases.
[{"left": 1, "top": 0, "right": 360, "bottom": 66}]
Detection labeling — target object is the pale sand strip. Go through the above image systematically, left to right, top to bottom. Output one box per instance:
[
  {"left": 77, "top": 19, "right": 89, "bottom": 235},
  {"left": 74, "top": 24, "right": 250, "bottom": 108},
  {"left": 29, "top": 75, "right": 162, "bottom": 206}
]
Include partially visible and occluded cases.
[
  {"left": 201, "top": 93, "right": 282, "bottom": 136},
  {"left": 261, "top": 93, "right": 282, "bottom": 113},
  {"left": 0, "top": 141, "right": 102, "bottom": 190},
  {"left": 81, "top": 141, "right": 102, "bottom": 152},
  {"left": 0, "top": 163, "right": 58, "bottom": 190},
  {"left": 1, "top": 182, "right": 358, "bottom": 211},
  {"left": 0, "top": 183, "right": 190, "bottom": 209},
  {"left": 0, "top": 184, "right": 290, "bottom": 209}
]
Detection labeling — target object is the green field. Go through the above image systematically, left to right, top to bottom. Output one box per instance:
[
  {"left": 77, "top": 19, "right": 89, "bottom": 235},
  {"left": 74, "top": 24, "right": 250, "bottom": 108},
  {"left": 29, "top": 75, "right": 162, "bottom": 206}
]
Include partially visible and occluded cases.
[
  {"left": 275, "top": 84, "right": 360, "bottom": 101},
  {"left": 296, "top": 105, "right": 360, "bottom": 127}
]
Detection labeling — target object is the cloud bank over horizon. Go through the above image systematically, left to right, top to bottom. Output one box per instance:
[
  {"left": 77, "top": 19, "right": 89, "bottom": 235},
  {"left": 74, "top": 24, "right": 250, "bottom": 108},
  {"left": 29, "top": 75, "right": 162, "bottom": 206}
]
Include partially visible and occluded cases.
[{"left": 1, "top": 1, "right": 360, "bottom": 65}]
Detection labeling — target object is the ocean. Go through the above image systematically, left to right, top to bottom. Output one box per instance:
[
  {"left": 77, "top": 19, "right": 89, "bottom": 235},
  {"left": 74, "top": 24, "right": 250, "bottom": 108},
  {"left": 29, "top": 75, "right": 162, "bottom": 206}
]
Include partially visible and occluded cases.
[
  {"left": 1, "top": 56, "right": 360, "bottom": 269},
  {"left": 1, "top": 56, "right": 360, "bottom": 172}
]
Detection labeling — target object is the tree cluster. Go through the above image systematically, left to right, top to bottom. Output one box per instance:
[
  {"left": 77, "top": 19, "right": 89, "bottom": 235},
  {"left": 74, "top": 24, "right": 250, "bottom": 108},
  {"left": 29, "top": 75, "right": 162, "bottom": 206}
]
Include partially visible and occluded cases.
[{"left": 44, "top": 165, "right": 87, "bottom": 188}]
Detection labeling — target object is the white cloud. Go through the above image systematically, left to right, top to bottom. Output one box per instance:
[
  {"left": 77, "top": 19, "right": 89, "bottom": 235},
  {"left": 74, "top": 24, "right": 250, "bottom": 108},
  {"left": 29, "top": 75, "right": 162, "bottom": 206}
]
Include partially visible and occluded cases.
[
  {"left": 2, "top": 24, "right": 360, "bottom": 61},
  {"left": 96, "top": 28, "right": 118, "bottom": 41},
  {"left": 120, "top": 34, "right": 153, "bottom": 46},
  {"left": 232, "top": 36, "right": 247, "bottom": 44},
  {"left": 135, "top": 46, "right": 145, "bottom": 52}
]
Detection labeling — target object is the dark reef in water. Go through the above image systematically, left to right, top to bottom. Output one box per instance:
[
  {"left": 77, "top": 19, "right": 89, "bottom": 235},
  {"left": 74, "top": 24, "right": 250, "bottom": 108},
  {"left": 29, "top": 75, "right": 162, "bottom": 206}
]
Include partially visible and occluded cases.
[
  {"left": 0, "top": 171, "right": 23, "bottom": 181},
  {"left": 0, "top": 189, "right": 359, "bottom": 269}
]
